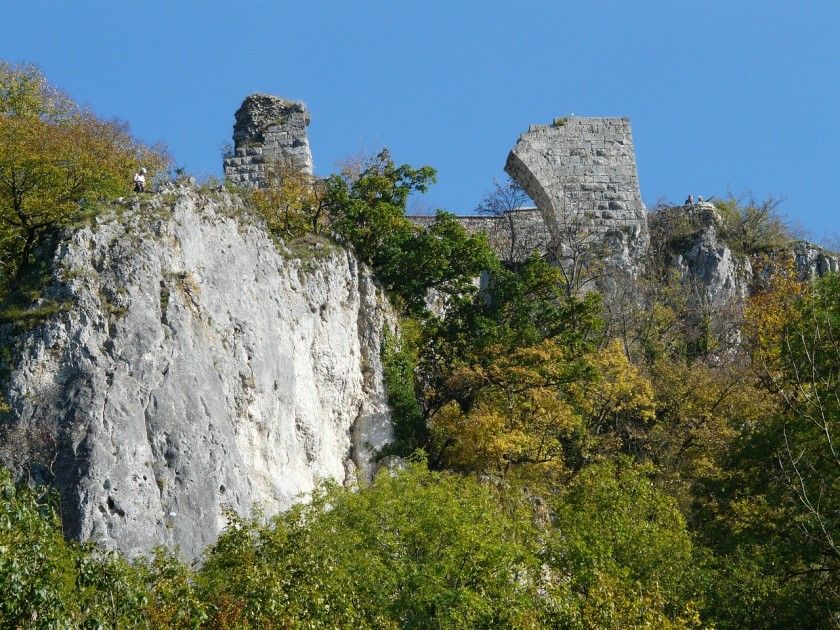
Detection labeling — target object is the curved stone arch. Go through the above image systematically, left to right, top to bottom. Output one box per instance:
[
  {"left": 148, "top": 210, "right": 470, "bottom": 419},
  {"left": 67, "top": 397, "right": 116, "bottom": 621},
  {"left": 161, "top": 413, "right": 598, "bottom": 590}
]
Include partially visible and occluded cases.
[{"left": 505, "top": 148, "right": 567, "bottom": 246}]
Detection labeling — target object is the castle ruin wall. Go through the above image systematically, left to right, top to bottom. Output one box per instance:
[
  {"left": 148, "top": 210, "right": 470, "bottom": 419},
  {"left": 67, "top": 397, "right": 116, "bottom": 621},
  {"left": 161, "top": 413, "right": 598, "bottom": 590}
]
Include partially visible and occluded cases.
[
  {"left": 223, "top": 93, "right": 313, "bottom": 189},
  {"left": 504, "top": 117, "right": 649, "bottom": 252}
]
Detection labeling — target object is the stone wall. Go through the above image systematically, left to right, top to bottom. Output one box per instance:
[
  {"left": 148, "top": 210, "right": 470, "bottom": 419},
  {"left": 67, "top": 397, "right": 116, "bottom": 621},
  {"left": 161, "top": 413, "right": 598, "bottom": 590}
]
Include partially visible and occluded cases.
[
  {"left": 223, "top": 93, "right": 313, "bottom": 189},
  {"left": 505, "top": 117, "right": 647, "bottom": 234},
  {"left": 501, "top": 118, "right": 649, "bottom": 282},
  {"left": 409, "top": 208, "right": 549, "bottom": 263}
]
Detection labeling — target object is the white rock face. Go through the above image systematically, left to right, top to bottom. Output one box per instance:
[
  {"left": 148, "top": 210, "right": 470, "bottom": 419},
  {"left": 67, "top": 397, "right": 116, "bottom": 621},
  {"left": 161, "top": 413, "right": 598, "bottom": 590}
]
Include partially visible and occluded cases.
[
  {"left": 2, "top": 185, "right": 393, "bottom": 559},
  {"left": 675, "top": 227, "right": 751, "bottom": 307},
  {"left": 793, "top": 240, "right": 840, "bottom": 279}
]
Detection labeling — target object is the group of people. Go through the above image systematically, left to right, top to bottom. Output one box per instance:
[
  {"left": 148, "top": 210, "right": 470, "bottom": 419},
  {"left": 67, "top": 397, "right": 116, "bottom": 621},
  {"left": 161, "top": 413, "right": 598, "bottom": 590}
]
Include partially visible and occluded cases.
[{"left": 684, "top": 194, "right": 704, "bottom": 205}]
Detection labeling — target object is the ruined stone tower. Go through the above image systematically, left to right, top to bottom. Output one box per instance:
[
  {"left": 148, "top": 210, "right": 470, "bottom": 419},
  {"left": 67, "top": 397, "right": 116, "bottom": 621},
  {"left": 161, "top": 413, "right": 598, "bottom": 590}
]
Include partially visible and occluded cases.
[
  {"left": 223, "top": 94, "right": 313, "bottom": 188},
  {"left": 505, "top": 117, "right": 649, "bottom": 270}
]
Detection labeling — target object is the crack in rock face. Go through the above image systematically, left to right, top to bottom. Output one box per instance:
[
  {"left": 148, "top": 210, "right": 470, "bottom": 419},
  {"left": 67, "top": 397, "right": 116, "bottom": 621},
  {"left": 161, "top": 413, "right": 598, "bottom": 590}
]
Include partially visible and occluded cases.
[{"left": 1, "top": 184, "right": 393, "bottom": 560}]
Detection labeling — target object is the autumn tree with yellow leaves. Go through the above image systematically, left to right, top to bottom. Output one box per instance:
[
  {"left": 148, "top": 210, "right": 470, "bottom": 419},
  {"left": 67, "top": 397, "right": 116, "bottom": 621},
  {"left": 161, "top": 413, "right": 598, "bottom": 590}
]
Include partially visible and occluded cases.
[{"left": 0, "top": 63, "right": 168, "bottom": 285}]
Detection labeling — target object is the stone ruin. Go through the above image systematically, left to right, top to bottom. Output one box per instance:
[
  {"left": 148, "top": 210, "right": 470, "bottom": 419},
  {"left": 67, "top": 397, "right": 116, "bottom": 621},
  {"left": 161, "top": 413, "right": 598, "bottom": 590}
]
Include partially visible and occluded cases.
[
  {"left": 223, "top": 94, "right": 313, "bottom": 189},
  {"left": 221, "top": 96, "right": 650, "bottom": 274},
  {"left": 503, "top": 117, "right": 649, "bottom": 267},
  {"left": 412, "top": 118, "right": 652, "bottom": 271}
]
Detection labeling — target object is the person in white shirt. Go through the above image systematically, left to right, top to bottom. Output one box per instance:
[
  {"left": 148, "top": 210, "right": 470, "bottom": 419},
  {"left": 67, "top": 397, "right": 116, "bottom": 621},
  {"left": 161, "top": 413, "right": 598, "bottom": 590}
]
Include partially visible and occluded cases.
[{"left": 133, "top": 167, "right": 147, "bottom": 193}]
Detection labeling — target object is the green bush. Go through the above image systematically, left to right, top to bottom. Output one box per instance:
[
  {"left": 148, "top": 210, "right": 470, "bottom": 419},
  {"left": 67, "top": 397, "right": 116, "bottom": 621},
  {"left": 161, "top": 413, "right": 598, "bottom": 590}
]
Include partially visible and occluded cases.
[{"left": 198, "top": 460, "right": 544, "bottom": 628}]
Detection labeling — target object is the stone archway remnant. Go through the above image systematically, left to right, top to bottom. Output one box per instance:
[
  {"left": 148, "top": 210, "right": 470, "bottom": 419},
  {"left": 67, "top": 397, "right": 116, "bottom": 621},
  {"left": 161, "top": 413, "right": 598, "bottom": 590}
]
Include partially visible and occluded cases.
[{"left": 504, "top": 117, "right": 649, "bottom": 262}]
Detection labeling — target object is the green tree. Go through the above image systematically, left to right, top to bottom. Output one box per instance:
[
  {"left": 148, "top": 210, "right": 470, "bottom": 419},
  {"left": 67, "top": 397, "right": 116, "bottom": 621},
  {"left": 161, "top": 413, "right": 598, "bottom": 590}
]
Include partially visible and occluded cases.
[
  {"left": 324, "top": 148, "right": 435, "bottom": 269},
  {"left": 324, "top": 149, "right": 494, "bottom": 314},
  {"left": 420, "top": 255, "right": 602, "bottom": 417},
  {"left": 739, "top": 271, "right": 840, "bottom": 621},
  {"left": 543, "top": 459, "right": 702, "bottom": 629},
  {"left": 199, "top": 460, "right": 544, "bottom": 628},
  {"left": 0, "top": 467, "right": 162, "bottom": 628}
]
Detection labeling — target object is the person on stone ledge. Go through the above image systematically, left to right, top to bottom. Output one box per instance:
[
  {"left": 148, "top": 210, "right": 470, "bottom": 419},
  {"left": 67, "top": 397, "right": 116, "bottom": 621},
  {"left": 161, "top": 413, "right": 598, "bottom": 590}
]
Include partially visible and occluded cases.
[
  {"left": 133, "top": 167, "right": 147, "bottom": 193},
  {"left": 685, "top": 194, "right": 694, "bottom": 205},
  {"left": 697, "top": 195, "right": 703, "bottom": 203}
]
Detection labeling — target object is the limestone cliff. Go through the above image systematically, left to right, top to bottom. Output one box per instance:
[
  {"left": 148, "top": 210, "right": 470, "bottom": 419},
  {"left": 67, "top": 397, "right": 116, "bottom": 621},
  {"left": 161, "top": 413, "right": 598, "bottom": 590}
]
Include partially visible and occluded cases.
[
  {"left": 0, "top": 183, "right": 393, "bottom": 559},
  {"left": 651, "top": 202, "right": 838, "bottom": 303}
]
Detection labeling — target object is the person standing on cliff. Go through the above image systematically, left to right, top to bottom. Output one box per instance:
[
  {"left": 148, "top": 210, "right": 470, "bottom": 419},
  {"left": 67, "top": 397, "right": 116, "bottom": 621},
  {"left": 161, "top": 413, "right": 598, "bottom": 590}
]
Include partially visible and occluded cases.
[
  {"left": 133, "top": 167, "right": 147, "bottom": 193},
  {"left": 685, "top": 194, "right": 694, "bottom": 205}
]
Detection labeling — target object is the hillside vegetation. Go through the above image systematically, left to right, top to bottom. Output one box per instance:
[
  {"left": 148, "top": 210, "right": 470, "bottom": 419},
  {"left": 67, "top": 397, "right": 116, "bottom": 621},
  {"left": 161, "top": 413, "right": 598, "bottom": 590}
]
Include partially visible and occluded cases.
[{"left": 1, "top": 64, "right": 838, "bottom": 628}]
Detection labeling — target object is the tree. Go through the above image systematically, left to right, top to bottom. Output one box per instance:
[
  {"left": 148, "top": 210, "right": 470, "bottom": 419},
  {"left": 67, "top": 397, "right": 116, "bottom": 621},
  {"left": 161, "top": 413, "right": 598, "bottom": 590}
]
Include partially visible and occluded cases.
[
  {"left": 0, "top": 63, "right": 169, "bottom": 284},
  {"left": 323, "top": 148, "right": 435, "bottom": 269},
  {"left": 324, "top": 149, "right": 495, "bottom": 314},
  {"left": 250, "top": 160, "right": 327, "bottom": 239},
  {"left": 475, "top": 175, "right": 533, "bottom": 262},
  {"left": 714, "top": 194, "right": 792, "bottom": 254},
  {"left": 374, "top": 210, "right": 497, "bottom": 314},
  {"left": 418, "top": 255, "right": 602, "bottom": 418},
  {"left": 682, "top": 268, "right": 840, "bottom": 628},
  {"left": 746, "top": 271, "right": 840, "bottom": 602},
  {"left": 429, "top": 338, "right": 594, "bottom": 479},
  {"left": 429, "top": 338, "right": 655, "bottom": 481},
  {"left": 583, "top": 338, "right": 656, "bottom": 458},
  {"left": 543, "top": 459, "right": 702, "bottom": 629},
  {"left": 199, "top": 461, "right": 544, "bottom": 628},
  {"left": 0, "top": 467, "right": 160, "bottom": 628}
]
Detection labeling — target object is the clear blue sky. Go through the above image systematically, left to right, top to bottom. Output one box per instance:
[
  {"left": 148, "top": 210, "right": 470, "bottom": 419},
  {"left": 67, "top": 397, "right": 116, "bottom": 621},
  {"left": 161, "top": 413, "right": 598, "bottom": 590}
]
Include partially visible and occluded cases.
[{"left": 2, "top": 0, "right": 838, "bottom": 240}]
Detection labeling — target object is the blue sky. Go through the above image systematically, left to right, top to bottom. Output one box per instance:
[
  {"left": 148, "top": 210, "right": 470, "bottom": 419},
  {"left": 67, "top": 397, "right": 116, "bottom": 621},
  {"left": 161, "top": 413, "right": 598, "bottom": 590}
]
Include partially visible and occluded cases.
[{"left": 2, "top": 0, "right": 838, "bottom": 240}]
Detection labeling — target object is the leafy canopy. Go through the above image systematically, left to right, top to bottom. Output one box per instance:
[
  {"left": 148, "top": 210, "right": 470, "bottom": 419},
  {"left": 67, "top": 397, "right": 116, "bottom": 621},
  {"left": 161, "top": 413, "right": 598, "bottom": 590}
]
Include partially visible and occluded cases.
[{"left": 323, "top": 149, "right": 495, "bottom": 313}]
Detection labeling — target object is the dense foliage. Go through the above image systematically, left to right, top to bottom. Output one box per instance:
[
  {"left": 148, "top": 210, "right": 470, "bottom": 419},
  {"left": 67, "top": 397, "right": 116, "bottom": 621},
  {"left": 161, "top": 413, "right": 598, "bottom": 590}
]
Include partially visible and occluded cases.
[{"left": 1, "top": 65, "right": 839, "bottom": 628}]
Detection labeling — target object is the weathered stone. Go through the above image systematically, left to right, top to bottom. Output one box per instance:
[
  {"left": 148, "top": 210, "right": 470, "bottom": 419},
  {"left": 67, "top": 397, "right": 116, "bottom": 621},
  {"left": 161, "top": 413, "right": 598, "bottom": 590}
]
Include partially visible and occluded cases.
[
  {"left": 223, "top": 93, "right": 313, "bottom": 189},
  {"left": 503, "top": 117, "right": 649, "bottom": 285},
  {"left": 1, "top": 184, "right": 393, "bottom": 560},
  {"left": 794, "top": 240, "right": 840, "bottom": 279}
]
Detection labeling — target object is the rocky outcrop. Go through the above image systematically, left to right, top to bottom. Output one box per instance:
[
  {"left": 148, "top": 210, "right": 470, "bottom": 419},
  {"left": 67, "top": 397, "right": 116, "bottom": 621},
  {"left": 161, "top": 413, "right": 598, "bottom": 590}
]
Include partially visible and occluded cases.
[
  {"left": 223, "top": 93, "right": 313, "bottom": 188},
  {"left": 1, "top": 184, "right": 393, "bottom": 559},
  {"left": 653, "top": 202, "right": 838, "bottom": 305},
  {"left": 662, "top": 203, "right": 751, "bottom": 306},
  {"left": 793, "top": 240, "right": 840, "bottom": 279}
]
